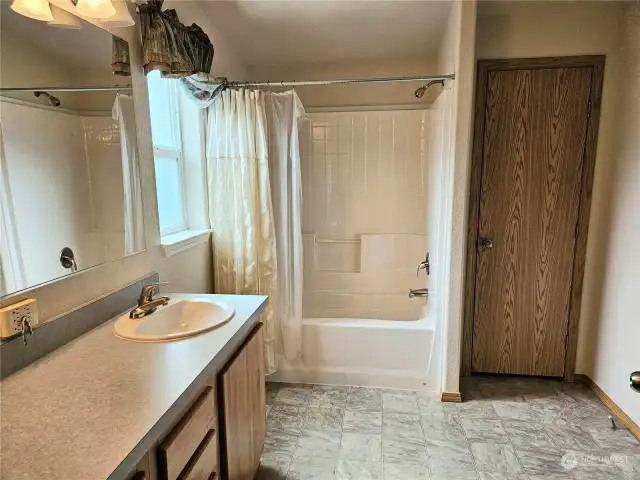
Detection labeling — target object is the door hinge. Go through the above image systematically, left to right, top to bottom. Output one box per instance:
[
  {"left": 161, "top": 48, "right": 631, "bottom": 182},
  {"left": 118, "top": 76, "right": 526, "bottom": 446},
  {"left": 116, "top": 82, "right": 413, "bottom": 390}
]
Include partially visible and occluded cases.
[{"left": 587, "top": 99, "right": 592, "bottom": 119}]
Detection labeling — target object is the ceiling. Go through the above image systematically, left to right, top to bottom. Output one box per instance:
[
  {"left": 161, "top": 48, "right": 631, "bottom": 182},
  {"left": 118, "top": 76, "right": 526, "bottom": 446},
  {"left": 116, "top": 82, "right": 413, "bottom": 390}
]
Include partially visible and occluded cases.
[
  {"left": 200, "top": 0, "right": 454, "bottom": 67},
  {"left": 0, "top": 2, "right": 113, "bottom": 73}
]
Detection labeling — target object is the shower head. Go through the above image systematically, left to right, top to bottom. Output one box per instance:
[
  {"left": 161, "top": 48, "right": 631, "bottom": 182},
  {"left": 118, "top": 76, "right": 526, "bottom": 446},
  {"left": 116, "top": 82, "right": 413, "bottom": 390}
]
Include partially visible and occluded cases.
[
  {"left": 414, "top": 80, "right": 446, "bottom": 99},
  {"left": 414, "top": 86, "right": 427, "bottom": 98},
  {"left": 34, "top": 91, "right": 61, "bottom": 107}
]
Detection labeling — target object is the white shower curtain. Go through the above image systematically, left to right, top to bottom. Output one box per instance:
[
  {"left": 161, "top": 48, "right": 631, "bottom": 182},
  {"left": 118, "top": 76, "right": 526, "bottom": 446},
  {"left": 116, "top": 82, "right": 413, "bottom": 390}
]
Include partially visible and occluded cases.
[
  {"left": 206, "top": 89, "right": 304, "bottom": 373},
  {"left": 265, "top": 92, "right": 305, "bottom": 362}
]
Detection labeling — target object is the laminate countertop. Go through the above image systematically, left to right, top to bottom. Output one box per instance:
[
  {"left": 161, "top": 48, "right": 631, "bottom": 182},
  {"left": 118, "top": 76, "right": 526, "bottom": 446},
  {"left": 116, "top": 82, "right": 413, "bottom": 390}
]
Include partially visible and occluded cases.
[{"left": 0, "top": 293, "right": 268, "bottom": 480}]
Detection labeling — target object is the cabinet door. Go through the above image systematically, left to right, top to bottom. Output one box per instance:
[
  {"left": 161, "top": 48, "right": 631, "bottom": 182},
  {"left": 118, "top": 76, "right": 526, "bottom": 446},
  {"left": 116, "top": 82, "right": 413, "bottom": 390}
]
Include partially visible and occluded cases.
[{"left": 219, "top": 323, "right": 266, "bottom": 480}]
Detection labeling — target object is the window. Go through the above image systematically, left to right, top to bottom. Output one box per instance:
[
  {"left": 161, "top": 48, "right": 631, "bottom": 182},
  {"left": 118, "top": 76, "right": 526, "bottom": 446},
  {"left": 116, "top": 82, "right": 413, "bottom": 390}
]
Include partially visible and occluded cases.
[{"left": 148, "top": 70, "right": 187, "bottom": 236}]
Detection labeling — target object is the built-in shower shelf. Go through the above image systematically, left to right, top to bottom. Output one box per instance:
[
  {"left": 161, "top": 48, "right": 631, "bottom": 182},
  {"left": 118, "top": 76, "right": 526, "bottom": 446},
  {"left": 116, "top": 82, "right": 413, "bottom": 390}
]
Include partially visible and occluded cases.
[{"left": 313, "top": 237, "right": 362, "bottom": 273}]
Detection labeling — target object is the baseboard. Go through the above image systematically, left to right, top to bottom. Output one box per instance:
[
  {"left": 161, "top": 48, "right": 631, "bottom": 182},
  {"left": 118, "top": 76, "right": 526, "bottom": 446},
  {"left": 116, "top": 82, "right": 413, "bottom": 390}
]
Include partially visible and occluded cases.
[
  {"left": 575, "top": 374, "right": 640, "bottom": 441},
  {"left": 441, "top": 391, "right": 462, "bottom": 403}
]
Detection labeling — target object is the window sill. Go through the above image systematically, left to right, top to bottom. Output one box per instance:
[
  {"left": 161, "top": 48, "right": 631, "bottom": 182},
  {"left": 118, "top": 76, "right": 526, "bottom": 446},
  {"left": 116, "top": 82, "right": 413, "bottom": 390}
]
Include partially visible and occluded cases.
[{"left": 161, "top": 229, "right": 211, "bottom": 257}]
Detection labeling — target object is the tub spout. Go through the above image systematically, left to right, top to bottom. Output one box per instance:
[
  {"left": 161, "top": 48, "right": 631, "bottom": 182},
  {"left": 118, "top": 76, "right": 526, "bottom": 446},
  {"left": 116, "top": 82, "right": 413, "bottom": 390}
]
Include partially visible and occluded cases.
[{"left": 409, "top": 288, "right": 428, "bottom": 298}]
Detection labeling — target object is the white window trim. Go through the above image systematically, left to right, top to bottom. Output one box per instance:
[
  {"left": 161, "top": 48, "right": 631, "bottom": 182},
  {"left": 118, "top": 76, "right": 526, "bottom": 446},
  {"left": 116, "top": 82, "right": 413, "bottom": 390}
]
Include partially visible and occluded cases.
[
  {"left": 150, "top": 74, "right": 210, "bottom": 256},
  {"left": 151, "top": 76, "right": 189, "bottom": 238},
  {"left": 160, "top": 229, "right": 211, "bottom": 257}
]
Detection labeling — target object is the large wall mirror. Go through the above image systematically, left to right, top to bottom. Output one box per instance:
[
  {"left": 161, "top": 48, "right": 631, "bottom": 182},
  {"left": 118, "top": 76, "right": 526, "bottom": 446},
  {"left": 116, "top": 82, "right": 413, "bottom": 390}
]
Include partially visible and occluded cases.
[{"left": 0, "top": 4, "right": 145, "bottom": 297}]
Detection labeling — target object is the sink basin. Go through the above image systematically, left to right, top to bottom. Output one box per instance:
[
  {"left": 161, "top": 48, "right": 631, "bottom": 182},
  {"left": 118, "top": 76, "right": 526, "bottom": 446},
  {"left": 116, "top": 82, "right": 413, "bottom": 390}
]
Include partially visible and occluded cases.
[{"left": 114, "top": 296, "right": 235, "bottom": 342}]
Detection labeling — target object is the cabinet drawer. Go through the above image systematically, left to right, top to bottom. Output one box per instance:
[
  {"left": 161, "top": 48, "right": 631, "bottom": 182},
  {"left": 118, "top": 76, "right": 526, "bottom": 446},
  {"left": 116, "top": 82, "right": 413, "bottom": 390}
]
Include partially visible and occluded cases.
[
  {"left": 159, "top": 387, "right": 216, "bottom": 480},
  {"left": 178, "top": 430, "right": 218, "bottom": 480}
]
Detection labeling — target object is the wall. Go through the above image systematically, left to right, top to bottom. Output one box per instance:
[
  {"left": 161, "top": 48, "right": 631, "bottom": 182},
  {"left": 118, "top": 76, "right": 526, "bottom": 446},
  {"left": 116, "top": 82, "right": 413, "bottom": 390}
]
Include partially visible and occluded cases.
[
  {"left": 577, "top": 2, "right": 640, "bottom": 425},
  {"left": 0, "top": 4, "right": 247, "bottom": 324},
  {"left": 248, "top": 57, "right": 442, "bottom": 109}
]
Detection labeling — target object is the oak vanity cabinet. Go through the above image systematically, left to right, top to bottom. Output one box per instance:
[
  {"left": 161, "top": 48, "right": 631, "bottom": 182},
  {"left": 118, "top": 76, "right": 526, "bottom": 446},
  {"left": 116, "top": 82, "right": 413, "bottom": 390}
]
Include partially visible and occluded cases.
[
  {"left": 218, "top": 323, "right": 267, "bottom": 480},
  {"left": 126, "top": 324, "right": 266, "bottom": 480}
]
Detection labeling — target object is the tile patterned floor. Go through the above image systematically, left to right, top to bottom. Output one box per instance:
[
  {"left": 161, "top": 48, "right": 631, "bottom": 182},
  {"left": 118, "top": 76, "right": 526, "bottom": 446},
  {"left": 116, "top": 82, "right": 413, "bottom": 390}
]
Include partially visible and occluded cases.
[{"left": 257, "top": 376, "right": 640, "bottom": 480}]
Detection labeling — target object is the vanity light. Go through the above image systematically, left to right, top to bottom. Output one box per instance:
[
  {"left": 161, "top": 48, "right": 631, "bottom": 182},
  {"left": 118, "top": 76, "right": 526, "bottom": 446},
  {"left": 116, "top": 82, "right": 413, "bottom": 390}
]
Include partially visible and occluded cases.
[
  {"left": 10, "top": 0, "right": 53, "bottom": 21},
  {"left": 74, "top": 0, "right": 115, "bottom": 19},
  {"left": 99, "top": 1, "right": 134, "bottom": 27},
  {"left": 47, "top": 5, "right": 82, "bottom": 28}
]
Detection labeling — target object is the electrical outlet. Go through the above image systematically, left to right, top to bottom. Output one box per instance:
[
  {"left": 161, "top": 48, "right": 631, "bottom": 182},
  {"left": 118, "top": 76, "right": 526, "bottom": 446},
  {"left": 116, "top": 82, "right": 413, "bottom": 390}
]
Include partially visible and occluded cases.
[{"left": 0, "top": 299, "right": 39, "bottom": 340}]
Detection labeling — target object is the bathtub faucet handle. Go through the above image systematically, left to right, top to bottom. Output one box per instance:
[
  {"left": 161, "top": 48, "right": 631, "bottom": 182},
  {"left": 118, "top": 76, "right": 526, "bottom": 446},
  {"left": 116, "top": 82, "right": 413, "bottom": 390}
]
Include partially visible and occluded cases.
[{"left": 417, "top": 253, "right": 430, "bottom": 276}]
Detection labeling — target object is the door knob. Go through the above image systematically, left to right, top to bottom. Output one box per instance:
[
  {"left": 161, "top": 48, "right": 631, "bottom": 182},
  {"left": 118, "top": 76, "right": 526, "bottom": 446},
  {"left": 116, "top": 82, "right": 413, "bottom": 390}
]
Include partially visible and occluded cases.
[
  {"left": 478, "top": 238, "right": 494, "bottom": 251},
  {"left": 631, "top": 371, "right": 640, "bottom": 393}
]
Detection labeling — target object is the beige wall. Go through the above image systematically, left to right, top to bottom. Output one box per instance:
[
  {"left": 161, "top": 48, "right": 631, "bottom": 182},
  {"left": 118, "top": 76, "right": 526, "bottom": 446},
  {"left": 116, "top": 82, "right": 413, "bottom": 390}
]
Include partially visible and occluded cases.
[
  {"left": 437, "top": 1, "right": 459, "bottom": 74},
  {"left": 475, "top": 1, "right": 638, "bottom": 419},
  {"left": 577, "top": 2, "right": 640, "bottom": 425},
  {"left": 0, "top": 5, "right": 246, "bottom": 324},
  {"left": 248, "top": 57, "right": 442, "bottom": 108}
]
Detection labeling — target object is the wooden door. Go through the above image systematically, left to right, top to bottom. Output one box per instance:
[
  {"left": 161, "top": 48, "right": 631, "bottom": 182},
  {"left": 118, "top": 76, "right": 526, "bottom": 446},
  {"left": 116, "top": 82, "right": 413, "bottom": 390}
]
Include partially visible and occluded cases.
[
  {"left": 471, "top": 66, "right": 593, "bottom": 377},
  {"left": 218, "top": 323, "right": 266, "bottom": 480}
]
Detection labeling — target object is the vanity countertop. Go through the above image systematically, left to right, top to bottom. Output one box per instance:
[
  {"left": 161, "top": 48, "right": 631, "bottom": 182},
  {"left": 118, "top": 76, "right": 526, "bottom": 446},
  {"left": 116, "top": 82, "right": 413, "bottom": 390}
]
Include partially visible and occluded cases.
[{"left": 0, "top": 293, "right": 268, "bottom": 480}]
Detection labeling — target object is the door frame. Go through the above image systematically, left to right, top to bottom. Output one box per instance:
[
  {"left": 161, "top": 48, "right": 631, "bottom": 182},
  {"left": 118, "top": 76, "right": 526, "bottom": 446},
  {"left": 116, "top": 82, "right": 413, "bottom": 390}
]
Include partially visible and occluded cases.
[{"left": 461, "top": 56, "right": 605, "bottom": 381}]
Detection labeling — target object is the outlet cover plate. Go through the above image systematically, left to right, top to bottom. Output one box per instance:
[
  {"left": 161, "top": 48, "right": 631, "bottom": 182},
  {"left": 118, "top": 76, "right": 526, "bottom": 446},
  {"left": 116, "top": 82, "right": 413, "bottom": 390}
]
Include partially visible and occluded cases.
[{"left": 0, "top": 299, "right": 39, "bottom": 340}]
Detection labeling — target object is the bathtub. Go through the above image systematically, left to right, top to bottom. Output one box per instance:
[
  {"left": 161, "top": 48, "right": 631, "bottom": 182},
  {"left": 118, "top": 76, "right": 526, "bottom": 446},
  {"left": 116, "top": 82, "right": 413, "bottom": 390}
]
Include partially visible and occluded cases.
[{"left": 268, "top": 314, "right": 440, "bottom": 391}]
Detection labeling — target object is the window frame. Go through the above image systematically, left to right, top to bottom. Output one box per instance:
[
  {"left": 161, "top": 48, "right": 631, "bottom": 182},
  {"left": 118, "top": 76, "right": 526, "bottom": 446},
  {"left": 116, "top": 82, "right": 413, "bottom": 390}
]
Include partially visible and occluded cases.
[{"left": 149, "top": 73, "right": 189, "bottom": 237}]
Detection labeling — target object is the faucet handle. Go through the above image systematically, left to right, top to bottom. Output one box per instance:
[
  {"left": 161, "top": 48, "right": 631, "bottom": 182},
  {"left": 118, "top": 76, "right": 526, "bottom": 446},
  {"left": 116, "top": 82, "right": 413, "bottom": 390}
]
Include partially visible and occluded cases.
[
  {"left": 416, "top": 253, "right": 430, "bottom": 277},
  {"left": 139, "top": 282, "right": 168, "bottom": 303}
]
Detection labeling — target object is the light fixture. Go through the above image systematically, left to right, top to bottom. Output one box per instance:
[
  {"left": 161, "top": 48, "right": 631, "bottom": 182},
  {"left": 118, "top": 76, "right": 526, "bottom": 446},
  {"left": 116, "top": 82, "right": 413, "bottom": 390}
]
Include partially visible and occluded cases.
[
  {"left": 10, "top": 0, "right": 53, "bottom": 21},
  {"left": 75, "top": 0, "right": 115, "bottom": 19},
  {"left": 100, "top": 1, "right": 134, "bottom": 27},
  {"left": 47, "top": 4, "right": 82, "bottom": 28}
]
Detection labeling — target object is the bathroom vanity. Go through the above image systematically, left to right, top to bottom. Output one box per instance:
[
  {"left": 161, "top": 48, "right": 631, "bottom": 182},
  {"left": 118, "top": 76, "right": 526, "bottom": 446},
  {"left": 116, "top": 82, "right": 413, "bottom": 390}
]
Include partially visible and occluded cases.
[
  {"left": 0, "top": 293, "right": 268, "bottom": 480},
  {"left": 126, "top": 321, "right": 265, "bottom": 480}
]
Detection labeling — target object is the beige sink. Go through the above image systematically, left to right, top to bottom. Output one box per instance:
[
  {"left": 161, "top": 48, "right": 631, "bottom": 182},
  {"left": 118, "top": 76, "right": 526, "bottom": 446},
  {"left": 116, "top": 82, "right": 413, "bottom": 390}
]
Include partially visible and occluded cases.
[{"left": 113, "top": 296, "right": 235, "bottom": 342}]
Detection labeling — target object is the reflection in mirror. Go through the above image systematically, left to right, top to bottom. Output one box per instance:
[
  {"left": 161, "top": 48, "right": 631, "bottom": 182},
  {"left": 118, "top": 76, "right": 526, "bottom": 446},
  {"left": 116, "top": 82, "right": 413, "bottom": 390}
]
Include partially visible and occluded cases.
[{"left": 0, "top": 4, "right": 144, "bottom": 297}]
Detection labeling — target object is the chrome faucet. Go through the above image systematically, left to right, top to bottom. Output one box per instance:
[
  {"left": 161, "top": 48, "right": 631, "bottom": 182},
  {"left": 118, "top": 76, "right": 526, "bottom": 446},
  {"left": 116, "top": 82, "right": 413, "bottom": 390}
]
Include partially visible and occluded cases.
[{"left": 130, "top": 282, "right": 170, "bottom": 319}]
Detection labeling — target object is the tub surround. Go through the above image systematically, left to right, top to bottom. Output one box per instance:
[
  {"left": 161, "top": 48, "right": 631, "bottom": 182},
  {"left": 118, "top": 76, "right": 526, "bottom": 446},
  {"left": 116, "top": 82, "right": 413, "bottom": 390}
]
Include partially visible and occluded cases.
[{"left": 0, "top": 293, "right": 268, "bottom": 480}]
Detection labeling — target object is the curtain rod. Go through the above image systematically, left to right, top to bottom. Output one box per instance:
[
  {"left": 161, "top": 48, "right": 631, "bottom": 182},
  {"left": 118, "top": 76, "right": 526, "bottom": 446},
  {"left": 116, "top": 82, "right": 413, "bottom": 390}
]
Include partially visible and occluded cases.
[
  {"left": 0, "top": 74, "right": 454, "bottom": 93},
  {"left": 225, "top": 74, "right": 454, "bottom": 88},
  {"left": 0, "top": 85, "right": 133, "bottom": 93}
]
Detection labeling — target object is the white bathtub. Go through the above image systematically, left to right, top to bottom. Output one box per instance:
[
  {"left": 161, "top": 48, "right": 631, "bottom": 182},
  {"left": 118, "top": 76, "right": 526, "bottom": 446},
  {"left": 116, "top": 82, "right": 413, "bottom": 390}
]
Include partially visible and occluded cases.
[{"left": 268, "top": 315, "right": 440, "bottom": 391}]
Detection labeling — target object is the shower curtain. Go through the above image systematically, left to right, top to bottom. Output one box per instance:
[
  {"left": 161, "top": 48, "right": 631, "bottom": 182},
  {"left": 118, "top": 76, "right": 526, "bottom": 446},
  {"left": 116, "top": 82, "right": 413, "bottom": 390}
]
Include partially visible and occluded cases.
[
  {"left": 206, "top": 89, "right": 304, "bottom": 373},
  {"left": 265, "top": 92, "right": 305, "bottom": 363},
  {"left": 112, "top": 94, "right": 144, "bottom": 256}
]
